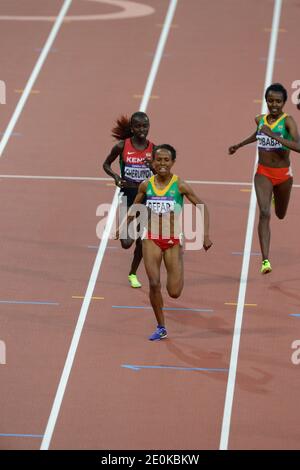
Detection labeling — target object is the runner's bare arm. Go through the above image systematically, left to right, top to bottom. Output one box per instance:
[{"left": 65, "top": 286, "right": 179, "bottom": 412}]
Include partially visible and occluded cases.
[
  {"left": 228, "top": 116, "right": 262, "bottom": 155},
  {"left": 103, "top": 141, "right": 126, "bottom": 186},
  {"left": 179, "top": 179, "right": 212, "bottom": 251},
  {"left": 131, "top": 180, "right": 148, "bottom": 207}
]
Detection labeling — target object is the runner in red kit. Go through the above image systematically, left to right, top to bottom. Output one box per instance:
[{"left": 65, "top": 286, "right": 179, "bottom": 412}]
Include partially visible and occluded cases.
[{"left": 103, "top": 112, "right": 154, "bottom": 288}]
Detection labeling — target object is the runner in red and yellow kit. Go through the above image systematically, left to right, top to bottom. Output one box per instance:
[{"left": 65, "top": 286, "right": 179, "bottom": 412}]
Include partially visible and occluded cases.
[
  {"left": 229, "top": 83, "right": 300, "bottom": 274},
  {"left": 103, "top": 112, "right": 154, "bottom": 288}
]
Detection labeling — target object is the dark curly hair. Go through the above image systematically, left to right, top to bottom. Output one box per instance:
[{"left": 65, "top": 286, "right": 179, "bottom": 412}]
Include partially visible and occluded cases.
[
  {"left": 265, "top": 83, "right": 288, "bottom": 103},
  {"left": 153, "top": 144, "right": 176, "bottom": 161}
]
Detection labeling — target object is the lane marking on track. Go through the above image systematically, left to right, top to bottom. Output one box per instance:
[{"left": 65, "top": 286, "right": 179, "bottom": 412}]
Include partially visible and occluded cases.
[
  {"left": 0, "top": 0, "right": 73, "bottom": 158},
  {"left": 0, "top": 0, "right": 154, "bottom": 22},
  {"left": 40, "top": 0, "right": 179, "bottom": 451},
  {"left": 219, "top": 0, "right": 283, "bottom": 451},
  {"left": 156, "top": 23, "right": 178, "bottom": 28},
  {"left": 264, "top": 27, "right": 286, "bottom": 32},
  {"left": 35, "top": 48, "right": 57, "bottom": 53},
  {"left": 146, "top": 52, "right": 171, "bottom": 57},
  {"left": 260, "top": 56, "right": 283, "bottom": 62},
  {"left": 15, "top": 89, "right": 40, "bottom": 94},
  {"left": 133, "top": 94, "right": 159, "bottom": 99},
  {"left": 0, "top": 133, "right": 22, "bottom": 137},
  {"left": 1, "top": 174, "right": 300, "bottom": 188},
  {"left": 0, "top": 175, "right": 110, "bottom": 181},
  {"left": 0, "top": 175, "right": 248, "bottom": 184},
  {"left": 186, "top": 180, "right": 253, "bottom": 186},
  {"left": 240, "top": 189, "right": 252, "bottom": 192},
  {"left": 87, "top": 245, "right": 119, "bottom": 250},
  {"left": 231, "top": 252, "right": 260, "bottom": 256},
  {"left": 72, "top": 296, "right": 104, "bottom": 300},
  {"left": 0, "top": 300, "right": 59, "bottom": 305},
  {"left": 224, "top": 303, "right": 257, "bottom": 307},
  {"left": 112, "top": 305, "right": 213, "bottom": 313},
  {"left": 122, "top": 365, "right": 228, "bottom": 372},
  {"left": 0, "top": 433, "right": 44, "bottom": 438}
]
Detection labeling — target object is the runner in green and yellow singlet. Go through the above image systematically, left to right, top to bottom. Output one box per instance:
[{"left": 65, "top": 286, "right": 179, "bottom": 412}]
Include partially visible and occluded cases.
[
  {"left": 229, "top": 83, "right": 300, "bottom": 274},
  {"left": 119, "top": 144, "right": 212, "bottom": 341}
]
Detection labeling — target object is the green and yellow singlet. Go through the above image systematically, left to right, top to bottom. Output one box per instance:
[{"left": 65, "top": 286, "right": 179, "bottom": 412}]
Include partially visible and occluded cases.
[
  {"left": 257, "top": 113, "right": 292, "bottom": 151},
  {"left": 145, "top": 174, "right": 183, "bottom": 214},
  {"left": 145, "top": 175, "right": 183, "bottom": 239}
]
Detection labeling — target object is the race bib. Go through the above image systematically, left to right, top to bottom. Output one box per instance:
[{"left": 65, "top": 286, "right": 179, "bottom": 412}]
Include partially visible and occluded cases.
[
  {"left": 257, "top": 132, "right": 283, "bottom": 151},
  {"left": 124, "top": 164, "right": 152, "bottom": 182},
  {"left": 146, "top": 196, "right": 175, "bottom": 214}
]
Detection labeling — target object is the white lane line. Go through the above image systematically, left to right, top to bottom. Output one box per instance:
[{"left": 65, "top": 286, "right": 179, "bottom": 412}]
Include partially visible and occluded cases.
[
  {"left": 0, "top": 0, "right": 73, "bottom": 158},
  {"left": 0, "top": 0, "right": 155, "bottom": 22},
  {"left": 40, "top": 0, "right": 178, "bottom": 451},
  {"left": 140, "top": 0, "right": 177, "bottom": 112},
  {"left": 219, "top": 0, "right": 283, "bottom": 451},
  {"left": 0, "top": 174, "right": 252, "bottom": 184},
  {"left": 0, "top": 174, "right": 111, "bottom": 181},
  {"left": 1, "top": 174, "right": 300, "bottom": 188},
  {"left": 0, "top": 175, "right": 252, "bottom": 184},
  {"left": 186, "top": 180, "right": 252, "bottom": 186}
]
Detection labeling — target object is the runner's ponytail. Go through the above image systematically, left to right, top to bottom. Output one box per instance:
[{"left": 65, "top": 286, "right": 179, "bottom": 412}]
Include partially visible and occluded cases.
[{"left": 111, "top": 115, "right": 133, "bottom": 140}]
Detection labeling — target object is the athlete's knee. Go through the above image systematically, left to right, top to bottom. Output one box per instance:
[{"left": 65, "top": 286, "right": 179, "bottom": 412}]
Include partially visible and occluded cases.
[
  {"left": 275, "top": 206, "right": 287, "bottom": 219},
  {"left": 259, "top": 208, "right": 271, "bottom": 220},
  {"left": 149, "top": 278, "right": 161, "bottom": 292},
  {"left": 167, "top": 284, "right": 183, "bottom": 299},
  {"left": 168, "top": 290, "right": 181, "bottom": 299}
]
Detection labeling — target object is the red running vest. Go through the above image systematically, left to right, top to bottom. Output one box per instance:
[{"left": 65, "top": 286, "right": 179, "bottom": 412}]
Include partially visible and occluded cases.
[{"left": 120, "top": 138, "right": 154, "bottom": 183}]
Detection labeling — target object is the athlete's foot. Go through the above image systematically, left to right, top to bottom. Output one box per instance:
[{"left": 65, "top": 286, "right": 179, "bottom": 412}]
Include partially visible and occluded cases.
[
  {"left": 261, "top": 259, "right": 272, "bottom": 274},
  {"left": 128, "top": 274, "right": 142, "bottom": 288},
  {"left": 148, "top": 325, "right": 167, "bottom": 341}
]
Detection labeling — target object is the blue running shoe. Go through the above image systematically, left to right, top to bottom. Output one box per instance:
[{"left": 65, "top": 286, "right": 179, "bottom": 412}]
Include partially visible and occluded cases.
[{"left": 149, "top": 325, "right": 167, "bottom": 341}]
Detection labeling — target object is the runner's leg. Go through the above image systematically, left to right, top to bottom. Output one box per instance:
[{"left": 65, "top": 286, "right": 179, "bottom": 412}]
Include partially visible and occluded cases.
[
  {"left": 254, "top": 173, "right": 273, "bottom": 260},
  {"left": 273, "top": 177, "right": 293, "bottom": 219},
  {"left": 143, "top": 239, "right": 164, "bottom": 326},
  {"left": 163, "top": 244, "right": 184, "bottom": 299}
]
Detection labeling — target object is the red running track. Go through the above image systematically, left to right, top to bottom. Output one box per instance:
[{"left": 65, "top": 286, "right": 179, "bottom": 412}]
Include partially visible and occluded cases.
[{"left": 0, "top": 0, "right": 299, "bottom": 450}]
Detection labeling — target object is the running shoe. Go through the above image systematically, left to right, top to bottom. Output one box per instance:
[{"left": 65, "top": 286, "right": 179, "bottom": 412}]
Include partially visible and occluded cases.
[
  {"left": 261, "top": 259, "right": 272, "bottom": 274},
  {"left": 128, "top": 274, "right": 142, "bottom": 288},
  {"left": 148, "top": 326, "right": 168, "bottom": 341}
]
